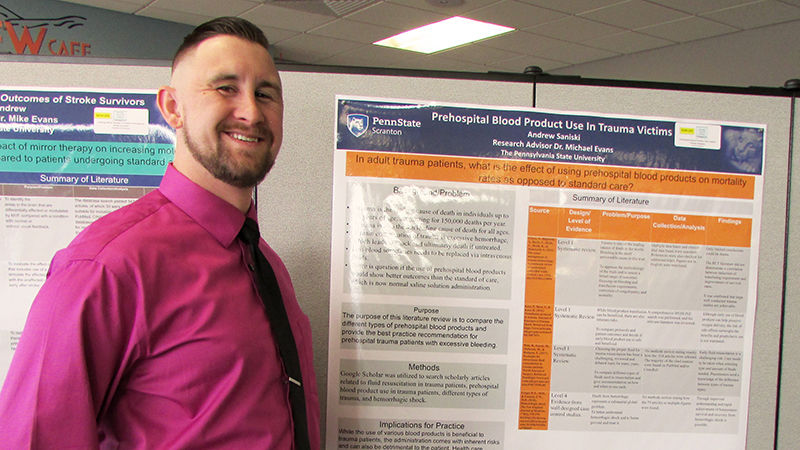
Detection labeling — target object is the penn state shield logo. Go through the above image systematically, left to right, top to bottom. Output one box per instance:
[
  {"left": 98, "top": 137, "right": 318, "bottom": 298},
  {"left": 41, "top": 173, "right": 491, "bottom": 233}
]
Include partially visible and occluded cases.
[{"left": 347, "top": 114, "right": 369, "bottom": 137}]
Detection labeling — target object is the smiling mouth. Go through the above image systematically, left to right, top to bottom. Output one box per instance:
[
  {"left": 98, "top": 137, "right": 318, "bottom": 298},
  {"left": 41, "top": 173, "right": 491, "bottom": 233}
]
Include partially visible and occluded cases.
[{"left": 227, "top": 132, "right": 261, "bottom": 143}]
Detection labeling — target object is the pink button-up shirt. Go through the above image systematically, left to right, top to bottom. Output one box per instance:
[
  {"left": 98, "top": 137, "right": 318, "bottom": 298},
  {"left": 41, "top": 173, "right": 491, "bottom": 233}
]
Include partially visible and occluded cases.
[{"left": 0, "top": 165, "right": 320, "bottom": 449}]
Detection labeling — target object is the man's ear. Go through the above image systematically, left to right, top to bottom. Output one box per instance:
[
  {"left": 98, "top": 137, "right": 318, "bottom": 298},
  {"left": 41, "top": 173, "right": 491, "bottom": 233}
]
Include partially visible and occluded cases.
[{"left": 157, "top": 85, "right": 183, "bottom": 129}]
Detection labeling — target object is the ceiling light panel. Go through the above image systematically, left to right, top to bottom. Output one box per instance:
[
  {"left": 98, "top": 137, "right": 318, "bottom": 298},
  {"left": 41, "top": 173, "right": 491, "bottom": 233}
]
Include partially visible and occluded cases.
[{"left": 374, "top": 16, "right": 514, "bottom": 54}]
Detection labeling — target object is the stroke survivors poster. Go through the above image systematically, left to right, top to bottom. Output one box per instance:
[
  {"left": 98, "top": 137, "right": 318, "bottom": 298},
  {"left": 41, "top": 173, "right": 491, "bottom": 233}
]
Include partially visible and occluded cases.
[
  {"left": 0, "top": 88, "right": 173, "bottom": 383},
  {"left": 327, "top": 97, "right": 764, "bottom": 450}
]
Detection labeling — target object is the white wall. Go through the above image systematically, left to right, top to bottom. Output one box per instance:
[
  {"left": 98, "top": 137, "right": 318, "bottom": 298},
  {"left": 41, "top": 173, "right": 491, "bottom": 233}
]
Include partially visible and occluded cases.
[{"left": 551, "top": 19, "right": 800, "bottom": 89}]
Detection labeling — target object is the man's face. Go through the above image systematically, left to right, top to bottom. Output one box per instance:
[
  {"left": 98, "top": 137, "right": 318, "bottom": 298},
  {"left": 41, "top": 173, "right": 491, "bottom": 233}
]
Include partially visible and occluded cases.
[{"left": 171, "top": 35, "right": 283, "bottom": 188}]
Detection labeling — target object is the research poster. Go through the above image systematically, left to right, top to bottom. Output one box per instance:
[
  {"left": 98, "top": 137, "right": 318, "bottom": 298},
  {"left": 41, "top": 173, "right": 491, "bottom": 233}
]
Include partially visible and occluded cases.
[
  {"left": 0, "top": 88, "right": 173, "bottom": 383},
  {"left": 327, "top": 97, "right": 765, "bottom": 449}
]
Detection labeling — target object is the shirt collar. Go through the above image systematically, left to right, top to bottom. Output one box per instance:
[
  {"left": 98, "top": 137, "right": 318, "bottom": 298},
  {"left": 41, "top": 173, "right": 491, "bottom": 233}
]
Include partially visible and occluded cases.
[{"left": 158, "top": 164, "right": 255, "bottom": 248}]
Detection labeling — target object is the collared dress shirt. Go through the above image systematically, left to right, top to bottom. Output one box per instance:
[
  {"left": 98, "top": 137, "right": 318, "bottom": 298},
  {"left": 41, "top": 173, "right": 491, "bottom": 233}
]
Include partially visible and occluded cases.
[{"left": 0, "top": 164, "right": 320, "bottom": 449}]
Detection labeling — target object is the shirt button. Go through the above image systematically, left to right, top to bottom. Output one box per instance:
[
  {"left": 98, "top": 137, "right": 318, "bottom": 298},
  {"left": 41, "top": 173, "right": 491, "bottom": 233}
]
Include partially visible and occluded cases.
[{"left": 248, "top": 263, "right": 255, "bottom": 272}]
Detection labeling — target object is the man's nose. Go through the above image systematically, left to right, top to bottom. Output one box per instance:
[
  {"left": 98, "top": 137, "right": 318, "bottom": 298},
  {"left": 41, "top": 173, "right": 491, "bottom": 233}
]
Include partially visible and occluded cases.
[{"left": 234, "top": 93, "right": 264, "bottom": 124}]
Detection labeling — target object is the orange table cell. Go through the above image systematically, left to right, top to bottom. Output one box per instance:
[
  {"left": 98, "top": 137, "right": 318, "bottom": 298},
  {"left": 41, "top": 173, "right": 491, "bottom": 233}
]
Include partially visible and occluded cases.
[
  {"left": 528, "top": 206, "right": 559, "bottom": 237},
  {"left": 557, "top": 208, "right": 602, "bottom": 239},
  {"left": 597, "top": 210, "right": 652, "bottom": 242},
  {"left": 650, "top": 212, "right": 709, "bottom": 245},
  {"left": 706, "top": 217, "right": 752, "bottom": 247},
  {"left": 525, "top": 237, "right": 557, "bottom": 282},
  {"left": 523, "top": 303, "right": 554, "bottom": 344},
  {"left": 520, "top": 343, "right": 553, "bottom": 389},
  {"left": 518, "top": 390, "right": 550, "bottom": 430}
]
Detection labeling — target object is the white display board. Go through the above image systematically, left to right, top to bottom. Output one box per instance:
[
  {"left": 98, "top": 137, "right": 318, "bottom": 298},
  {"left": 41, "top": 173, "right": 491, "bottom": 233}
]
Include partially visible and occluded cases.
[{"left": 325, "top": 96, "right": 766, "bottom": 449}]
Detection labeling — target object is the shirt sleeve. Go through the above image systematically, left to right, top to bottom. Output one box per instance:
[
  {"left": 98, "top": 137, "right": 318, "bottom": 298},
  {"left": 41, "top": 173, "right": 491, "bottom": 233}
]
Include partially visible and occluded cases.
[{"left": 0, "top": 258, "right": 140, "bottom": 449}]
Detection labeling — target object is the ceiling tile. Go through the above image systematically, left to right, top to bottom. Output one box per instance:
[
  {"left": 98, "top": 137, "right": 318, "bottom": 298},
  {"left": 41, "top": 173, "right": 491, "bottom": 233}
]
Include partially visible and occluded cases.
[
  {"left": 49, "top": 0, "right": 800, "bottom": 76},
  {"left": 58, "top": 0, "right": 150, "bottom": 14},
  {"left": 149, "top": 0, "right": 259, "bottom": 17},
  {"left": 266, "top": 0, "right": 376, "bottom": 17},
  {"left": 387, "top": 0, "right": 502, "bottom": 15},
  {"left": 464, "top": 0, "right": 567, "bottom": 29},
  {"left": 516, "top": 0, "right": 623, "bottom": 15},
  {"left": 580, "top": 0, "right": 689, "bottom": 29},
  {"left": 646, "top": 0, "right": 755, "bottom": 14},
  {"left": 701, "top": 0, "right": 800, "bottom": 29},
  {"left": 345, "top": 2, "right": 449, "bottom": 29},
  {"left": 241, "top": 3, "right": 336, "bottom": 32},
  {"left": 136, "top": 6, "right": 215, "bottom": 26},
  {"left": 525, "top": 16, "right": 624, "bottom": 42},
  {"left": 638, "top": 16, "right": 737, "bottom": 42},
  {"left": 308, "top": 18, "right": 400, "bottom": 43},
  {"left": 255, "top": 26, "right": 302, "bottom": 45},
  {"left": 480, "top": 29, "right": 618, "bottom": 65},
  {"left": 480, "top": 30, "right": 568, "bottom": 55},
  {"left": 584, "top": 30, "right": 674, "bottom": 53},
  {"left": 273, "top": 34, "right": 366, "bottom": 63},
  {"left": 527, "top": 41, "right": 619, "bottom": 64},
  {"left": 438, "top": 42, "right": 523, "bottom": 64},
  {"left": 317, "top": 44, "right": 422, "bottom": 68}
]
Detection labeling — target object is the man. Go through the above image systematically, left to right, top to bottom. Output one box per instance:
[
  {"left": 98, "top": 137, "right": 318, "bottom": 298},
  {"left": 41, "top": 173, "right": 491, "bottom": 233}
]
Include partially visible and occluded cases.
[{"left": 0, "top": 17, "right": 319, "bottom": 449}]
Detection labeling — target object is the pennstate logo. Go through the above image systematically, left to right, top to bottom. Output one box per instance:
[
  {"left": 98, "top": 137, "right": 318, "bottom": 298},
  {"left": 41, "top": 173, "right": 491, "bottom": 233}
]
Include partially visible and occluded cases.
[{"left": 347, "top": 114, "right": 369, "bottom": 137}]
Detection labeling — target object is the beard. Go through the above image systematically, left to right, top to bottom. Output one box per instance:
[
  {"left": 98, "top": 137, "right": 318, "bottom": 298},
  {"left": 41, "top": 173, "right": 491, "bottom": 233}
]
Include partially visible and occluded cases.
[{"left": 182, "top": 124, "right": 276, "bottom": 188}]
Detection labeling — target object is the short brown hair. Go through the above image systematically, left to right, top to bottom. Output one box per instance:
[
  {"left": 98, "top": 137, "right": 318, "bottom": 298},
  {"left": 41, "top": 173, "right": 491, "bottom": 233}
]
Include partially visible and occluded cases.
[{"left": 172, "top": 17, "right": 270, "bottom": 69}]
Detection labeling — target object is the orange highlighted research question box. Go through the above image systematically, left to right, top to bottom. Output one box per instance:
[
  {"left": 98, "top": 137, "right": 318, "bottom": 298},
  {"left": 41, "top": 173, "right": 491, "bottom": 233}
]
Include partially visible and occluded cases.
[{"left": 345, "top": 151, "right": 756, "bottom": 199}]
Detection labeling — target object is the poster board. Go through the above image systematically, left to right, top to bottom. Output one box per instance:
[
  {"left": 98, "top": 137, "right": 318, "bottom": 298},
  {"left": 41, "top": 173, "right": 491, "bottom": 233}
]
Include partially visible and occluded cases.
[
  {"left": 0, "top": 59, "right": 795, "bottom": 448},
  {"left": 0, "top": 86, "right": 171, "bottom": 385},
  {"left": 325, "top": 96, "right": 766, "bottom": 449}
]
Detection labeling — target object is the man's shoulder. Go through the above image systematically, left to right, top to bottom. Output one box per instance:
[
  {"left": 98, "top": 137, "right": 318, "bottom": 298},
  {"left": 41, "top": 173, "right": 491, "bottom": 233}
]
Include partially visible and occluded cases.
[{"left": 58, "top": 189, "right": 178, "bottom": 263}]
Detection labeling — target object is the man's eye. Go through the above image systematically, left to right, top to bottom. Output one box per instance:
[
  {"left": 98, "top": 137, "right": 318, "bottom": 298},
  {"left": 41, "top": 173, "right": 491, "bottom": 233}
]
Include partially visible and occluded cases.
[
  {"left": 217, "top": 85, "right": 236, "bottom": 93},
  {"left": 256, "top": 90, "right": 274, "bottom": 101}
]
